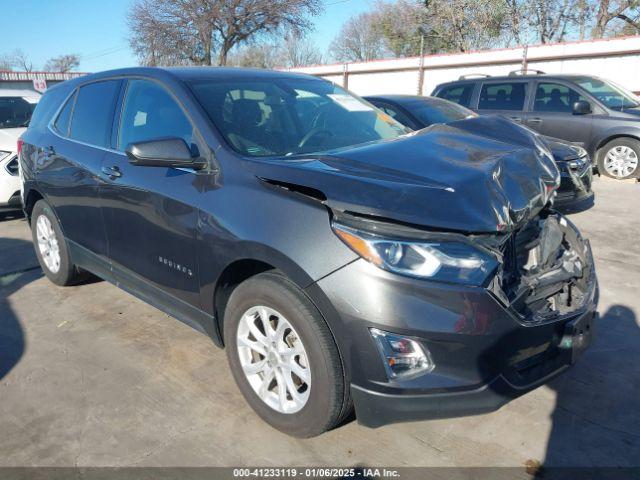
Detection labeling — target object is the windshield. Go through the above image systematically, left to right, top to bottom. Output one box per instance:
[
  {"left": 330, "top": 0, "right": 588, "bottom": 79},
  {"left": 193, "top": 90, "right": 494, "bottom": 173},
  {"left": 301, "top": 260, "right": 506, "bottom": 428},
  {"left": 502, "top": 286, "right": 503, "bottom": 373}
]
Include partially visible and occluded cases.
[
  {"left": 188, "top": 77, "right": 408, "bottom": 157},
  {"left": 574, "top": 77, "right": 640, "bottom": 110},
  {"left": 0, "top": 96, "right": 36, "bottom": 128},
  {"left": 409, "top": 98, "right": 476, "bottom": 126}
]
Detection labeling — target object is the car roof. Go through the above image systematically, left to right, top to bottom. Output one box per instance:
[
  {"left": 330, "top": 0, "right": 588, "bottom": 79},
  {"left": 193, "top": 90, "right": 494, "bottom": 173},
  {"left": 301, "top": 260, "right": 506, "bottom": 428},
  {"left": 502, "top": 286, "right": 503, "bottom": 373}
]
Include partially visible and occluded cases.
[
  {"left": 64, "top": 66, "right": 320, "bottom": 87},
  {"left": 438, "top": 73, "right": 599, "bottom": 87},
  {"left": 365, "top": 94, "right": 444, "bottom": 105}
]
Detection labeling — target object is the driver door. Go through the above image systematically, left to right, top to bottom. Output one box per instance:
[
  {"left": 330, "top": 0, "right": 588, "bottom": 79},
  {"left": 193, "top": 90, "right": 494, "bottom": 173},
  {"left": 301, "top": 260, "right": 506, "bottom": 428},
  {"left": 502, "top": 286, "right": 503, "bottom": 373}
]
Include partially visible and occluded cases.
[{"left": 100, "top": 78, "right": 203, "bottom": 309}]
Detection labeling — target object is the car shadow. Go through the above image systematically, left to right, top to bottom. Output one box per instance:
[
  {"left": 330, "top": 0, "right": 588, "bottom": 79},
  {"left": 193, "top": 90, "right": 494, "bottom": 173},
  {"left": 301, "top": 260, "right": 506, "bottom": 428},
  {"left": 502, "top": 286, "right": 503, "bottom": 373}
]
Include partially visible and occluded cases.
[
  {"left": 0, "top": 237, "right": 41, "bottom": 381},
  {"left": 534, "top": 305, "right": 640, "bottom": 476}
]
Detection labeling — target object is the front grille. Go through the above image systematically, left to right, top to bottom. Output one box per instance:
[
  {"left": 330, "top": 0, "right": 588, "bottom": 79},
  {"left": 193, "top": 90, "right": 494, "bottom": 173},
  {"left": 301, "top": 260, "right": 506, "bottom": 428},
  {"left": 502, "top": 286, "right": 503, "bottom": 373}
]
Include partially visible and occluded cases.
[{"left": 4, "top": 156, "right": 18, "bottom": 176}]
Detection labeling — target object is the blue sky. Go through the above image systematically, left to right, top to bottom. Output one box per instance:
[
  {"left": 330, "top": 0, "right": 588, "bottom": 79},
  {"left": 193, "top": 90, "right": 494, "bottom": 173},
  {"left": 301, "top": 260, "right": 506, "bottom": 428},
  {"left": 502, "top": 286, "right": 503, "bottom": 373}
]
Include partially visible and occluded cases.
[{"left": 1, "top": 0, "right": 375, "bottom": 72}]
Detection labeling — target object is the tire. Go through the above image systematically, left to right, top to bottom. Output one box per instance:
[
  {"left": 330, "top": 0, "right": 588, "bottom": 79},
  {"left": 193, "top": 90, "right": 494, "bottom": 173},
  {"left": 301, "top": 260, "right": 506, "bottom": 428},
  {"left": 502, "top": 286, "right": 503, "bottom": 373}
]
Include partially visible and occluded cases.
[
  {"left": 597, "top": 138, "right": 640, "bottom": 179},
  {"left": 30, "top": 199, "right": 85, "bottom": 286},
  {"left": 224, "top": 271, "right": 349, "bottom": 438}
]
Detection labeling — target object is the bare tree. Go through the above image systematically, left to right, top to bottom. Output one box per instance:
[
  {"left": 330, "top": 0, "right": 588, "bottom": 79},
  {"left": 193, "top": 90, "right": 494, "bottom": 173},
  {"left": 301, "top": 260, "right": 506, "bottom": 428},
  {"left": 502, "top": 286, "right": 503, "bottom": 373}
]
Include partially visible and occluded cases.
[
  {"left": 128, "top": 0, "right": 322, "bottom": 67},
  {"left": 372, "top": 0, "right": 426, "bottom": 57},
  {"left": 425, "top": 0, "right": 509, "bottom": 52},
  {"left": 592, "top": 0, "right": 640, "bottom": 37},
  {"left": 329, "top": 11, "right": 388, "bottom": 62},
  {"left": 281, "top": 32, "right": 322, "bottom": 67},
  {"left": 227, "top": 43, "right": 283, "bottom": 68},
  {"left": 9, "top": 50, "right": 33, "bottom": 72},
  {"left": 44, "top": 54, "right": 80, "bottom": 72},
  {"left": 0, "top": 55, "right": 13, "bottom": 71}
]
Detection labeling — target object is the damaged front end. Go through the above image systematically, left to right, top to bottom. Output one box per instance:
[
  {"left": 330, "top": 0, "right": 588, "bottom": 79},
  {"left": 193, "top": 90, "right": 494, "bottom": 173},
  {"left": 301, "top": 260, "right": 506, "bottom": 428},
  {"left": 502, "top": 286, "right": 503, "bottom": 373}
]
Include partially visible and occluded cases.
[{"left": 490, "top": 211, "right": 596, "bottom": 323}]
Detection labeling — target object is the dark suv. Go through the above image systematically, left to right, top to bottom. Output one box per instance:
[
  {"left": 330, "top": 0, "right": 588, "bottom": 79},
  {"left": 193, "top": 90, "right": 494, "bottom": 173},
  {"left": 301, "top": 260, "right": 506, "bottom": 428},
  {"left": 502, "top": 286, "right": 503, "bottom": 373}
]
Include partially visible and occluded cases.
[
  {"left": 20, "top": 67, "right": 597, "bottom": 437},
  {"left": 433, "top": 71, "right": 640, "bottom": 179}
]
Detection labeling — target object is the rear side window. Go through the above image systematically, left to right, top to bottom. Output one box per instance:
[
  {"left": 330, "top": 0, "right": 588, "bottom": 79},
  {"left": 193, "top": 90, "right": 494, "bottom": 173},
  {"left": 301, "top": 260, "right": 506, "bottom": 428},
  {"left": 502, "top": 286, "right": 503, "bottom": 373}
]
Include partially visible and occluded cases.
[
  {"left": 119, "top": 79, "right": 193, "bottom": 150},
  {"left": 69, "top": 80, "right": 120, "bottom": 148},
  {"left": 478, "top": 82, "right": 528, "bottom": 111},
  {"left": 534, "top": 82, "right": 588, "bottom": 112},
  {"left": 436, "top": 84, "right": 474, "bottom": 107},
  {"left": 53, "top": 92, "right": 76, "bottom": 136}
]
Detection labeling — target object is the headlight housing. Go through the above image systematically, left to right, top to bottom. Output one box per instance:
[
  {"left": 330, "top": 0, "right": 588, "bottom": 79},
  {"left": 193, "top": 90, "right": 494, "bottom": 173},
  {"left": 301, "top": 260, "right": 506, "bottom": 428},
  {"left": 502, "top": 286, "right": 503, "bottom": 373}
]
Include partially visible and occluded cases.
[{"left": 332, "top": 223, "right": 498, "bottom": 286}]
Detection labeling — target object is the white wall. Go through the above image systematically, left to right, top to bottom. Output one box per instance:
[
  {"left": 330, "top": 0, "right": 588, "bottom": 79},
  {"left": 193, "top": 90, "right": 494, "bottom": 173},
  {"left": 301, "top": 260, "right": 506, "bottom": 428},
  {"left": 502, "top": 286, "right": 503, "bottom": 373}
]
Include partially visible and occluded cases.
[{"left": 289, "top": 36, "right": 640, "bottom": 96}]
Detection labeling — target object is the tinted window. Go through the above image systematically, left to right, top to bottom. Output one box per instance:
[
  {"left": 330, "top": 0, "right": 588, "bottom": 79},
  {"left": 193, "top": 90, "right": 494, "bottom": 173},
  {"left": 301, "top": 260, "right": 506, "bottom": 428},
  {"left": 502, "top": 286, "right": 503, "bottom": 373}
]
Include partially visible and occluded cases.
[
  {"left": 573, "top": 76, "right": 640, "bottom": 110},
  {"left": 189, "top": 78, "right": 407, "bottom": 157},
  {"left": 70, "top": 80, "right": 120, "bottom": 147},
  {"left": 119, "top": 80, "right": 193, "bottom": 150},
  {"left": 478, "top": 82, "right": 527, "bottom": 111},
  {"left": 534, "top": 82, "right": 587, "bottom": 112},
  {"left": 437, "top": 84, "right": 474, "bottom": 107},
  {"left": 29, "top": 87, "right": 67, "bottom": 130},
  {"left": 53, "top": 91, "right": 76, "bottom": 136},
  {"left": 0, "top": 96, "right": 36, "bottom": 129},
  {"left": 408, "top": 99, "right": 475, "bottom": 126},
  {"left": 371, "top": 102, "right": 415, "bottom": 128}
]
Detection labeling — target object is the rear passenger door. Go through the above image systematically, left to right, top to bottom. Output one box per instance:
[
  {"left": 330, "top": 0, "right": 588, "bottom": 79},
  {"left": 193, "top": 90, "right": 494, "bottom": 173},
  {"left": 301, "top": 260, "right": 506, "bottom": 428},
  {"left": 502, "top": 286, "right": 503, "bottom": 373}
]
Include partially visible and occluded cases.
[
  {"left": 100, "top": 78, "right": 204, "bottom": 310},
  {"left": 39, "top": 79, "right": 121, "bottom": 259},
  {"left": 476, "top": 80, "right": 530, "bottom": 124},
  {"left": 527, "top": 81, "right": 593, "bottom": 146}
]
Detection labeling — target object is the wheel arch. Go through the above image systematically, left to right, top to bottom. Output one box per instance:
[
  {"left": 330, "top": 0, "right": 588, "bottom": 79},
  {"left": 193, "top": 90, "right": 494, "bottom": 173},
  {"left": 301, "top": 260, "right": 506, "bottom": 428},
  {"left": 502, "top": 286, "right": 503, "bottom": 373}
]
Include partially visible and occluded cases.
[{"left": 23, "top": 187, "right": 45, "bottom": 224}]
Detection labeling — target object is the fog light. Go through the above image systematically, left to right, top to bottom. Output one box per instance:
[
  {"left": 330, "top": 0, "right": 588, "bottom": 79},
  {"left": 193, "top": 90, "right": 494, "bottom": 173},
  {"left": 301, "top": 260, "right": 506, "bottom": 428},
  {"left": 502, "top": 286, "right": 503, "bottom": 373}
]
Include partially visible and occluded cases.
[{"left": 370, "top": 328, "right": 434, "bottom": 379}]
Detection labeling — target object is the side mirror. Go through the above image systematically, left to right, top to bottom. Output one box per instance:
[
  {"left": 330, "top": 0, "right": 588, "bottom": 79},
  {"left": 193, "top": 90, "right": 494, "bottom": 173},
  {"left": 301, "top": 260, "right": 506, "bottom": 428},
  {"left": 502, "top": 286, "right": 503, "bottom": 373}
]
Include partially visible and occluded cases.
[
  {"left": 572, "top": 100, "right": 592, "bottom": 115},
  {"left": 125, "top": 137, "right": 207, "bottom": 170}
]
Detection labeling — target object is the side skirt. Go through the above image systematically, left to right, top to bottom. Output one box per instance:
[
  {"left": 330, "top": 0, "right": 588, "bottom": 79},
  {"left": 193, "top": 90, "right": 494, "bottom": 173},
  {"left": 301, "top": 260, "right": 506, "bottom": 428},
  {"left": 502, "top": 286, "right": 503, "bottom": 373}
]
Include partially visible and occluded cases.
[{"left": 67, "top": 239, "right": 222, "bottom": 347}]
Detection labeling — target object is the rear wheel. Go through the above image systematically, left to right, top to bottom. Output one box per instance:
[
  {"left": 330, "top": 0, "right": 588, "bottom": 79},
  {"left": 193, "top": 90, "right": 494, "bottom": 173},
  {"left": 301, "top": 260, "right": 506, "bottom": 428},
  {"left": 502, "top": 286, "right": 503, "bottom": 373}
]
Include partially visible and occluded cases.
[
  {"left": 598, "top": 138, "right": 640, "bottom": 179},
  {"left": 30, "top": 199, "right": 86, "bottom": 286},
  {"left": 224, "top": 272, "right": 349, "bottom": 437}
]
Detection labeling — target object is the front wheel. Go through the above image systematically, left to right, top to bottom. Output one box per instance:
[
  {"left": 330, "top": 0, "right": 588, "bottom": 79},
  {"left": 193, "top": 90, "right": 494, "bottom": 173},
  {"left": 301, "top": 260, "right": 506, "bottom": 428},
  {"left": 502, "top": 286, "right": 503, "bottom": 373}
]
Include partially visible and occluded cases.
[
  {"left": 597, "top": 138, "right": 640, "bottom": 179},
  {"left": 224, "top": 272, "right": 349, "bottom": 437}
]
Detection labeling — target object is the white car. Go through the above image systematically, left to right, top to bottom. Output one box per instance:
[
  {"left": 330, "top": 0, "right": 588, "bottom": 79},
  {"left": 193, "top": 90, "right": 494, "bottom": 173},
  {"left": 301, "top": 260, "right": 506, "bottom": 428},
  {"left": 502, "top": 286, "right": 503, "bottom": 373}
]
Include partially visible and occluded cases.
[{"left": 0, "top": 89, "right": 40, "bottom": 211}]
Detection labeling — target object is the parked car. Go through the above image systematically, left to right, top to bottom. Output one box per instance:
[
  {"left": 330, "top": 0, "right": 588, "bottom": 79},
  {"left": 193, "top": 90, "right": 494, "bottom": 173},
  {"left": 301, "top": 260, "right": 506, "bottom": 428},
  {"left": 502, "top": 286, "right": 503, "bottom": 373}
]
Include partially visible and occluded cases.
[
  {"left": 20, "top": 68, "right": 597, "bottom": 437},
  {"left": 432, "top": 71, "right": 640, "bottom": 179},
  {"left": 0, "top": 89, "right": 39, "bottom": 211},
  {"left": 365, "top": 94, "right": 594, "bottom": 212}
]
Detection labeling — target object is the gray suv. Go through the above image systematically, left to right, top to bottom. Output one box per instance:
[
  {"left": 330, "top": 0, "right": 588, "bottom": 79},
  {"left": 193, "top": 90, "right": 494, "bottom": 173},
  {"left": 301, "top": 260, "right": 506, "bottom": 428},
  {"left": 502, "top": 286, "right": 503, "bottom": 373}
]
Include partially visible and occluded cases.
[{"left": 433, "top": 71, "right": 640, "bottom": 179}]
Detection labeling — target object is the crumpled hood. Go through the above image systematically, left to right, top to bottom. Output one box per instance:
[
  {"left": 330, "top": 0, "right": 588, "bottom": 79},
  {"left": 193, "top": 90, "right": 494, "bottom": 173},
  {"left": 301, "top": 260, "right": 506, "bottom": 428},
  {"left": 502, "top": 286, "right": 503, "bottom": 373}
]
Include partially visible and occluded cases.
[
  {"left": 247, "top": 116, "right": 560, "bottom": 233},
  {"left": 0, "top": 128, "right": 25, "bottom": 153}
]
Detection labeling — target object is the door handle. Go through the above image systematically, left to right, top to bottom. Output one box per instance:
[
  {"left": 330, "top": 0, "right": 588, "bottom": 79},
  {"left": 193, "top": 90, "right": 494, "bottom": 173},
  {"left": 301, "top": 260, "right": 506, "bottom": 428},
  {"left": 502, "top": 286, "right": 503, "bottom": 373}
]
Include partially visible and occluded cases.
[
  {"left": 508, "top": 116, "right": 523, "bottom": 123},
  {"left": 528, "top": 117, "right": 543, "bottom": 126},
  {"left": 101, "top": 165, "right": 122, "bottom": 179}
]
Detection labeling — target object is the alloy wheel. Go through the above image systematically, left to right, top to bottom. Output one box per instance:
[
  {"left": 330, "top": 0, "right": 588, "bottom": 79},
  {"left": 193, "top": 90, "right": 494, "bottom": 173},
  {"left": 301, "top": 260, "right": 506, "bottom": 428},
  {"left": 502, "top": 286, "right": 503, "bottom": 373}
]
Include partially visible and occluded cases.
[
  {"left": 604, "top": 145, "right": 638, "bottom": 178},
  {"left": 236, "top": 305, "right": 311, "bottom": 414}
]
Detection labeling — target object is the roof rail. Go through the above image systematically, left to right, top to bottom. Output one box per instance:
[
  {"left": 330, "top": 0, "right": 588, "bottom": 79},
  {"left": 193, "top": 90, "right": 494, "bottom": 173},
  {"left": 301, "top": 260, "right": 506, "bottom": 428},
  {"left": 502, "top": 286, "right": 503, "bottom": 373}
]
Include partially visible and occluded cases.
[
  {"left": 509, "top": 69, "right": 546, "bottom": 76},
  {"left": 458, "top": 73, "right": 491, "bottom": 80}
]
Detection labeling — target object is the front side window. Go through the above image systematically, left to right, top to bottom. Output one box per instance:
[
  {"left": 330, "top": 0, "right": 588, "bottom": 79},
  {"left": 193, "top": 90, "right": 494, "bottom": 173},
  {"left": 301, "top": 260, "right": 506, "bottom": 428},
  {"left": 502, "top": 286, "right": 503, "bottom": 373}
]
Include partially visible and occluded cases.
[
  {"left": 573, "top": 76, "right": 640, "bottom": 110},
  {"left": 188, "top": 77, "right": 407, "bottom": 157},
  {"left": 69, "top": 80, "right": 120, "bottom": 148},
  {"left": 119, "top": 80, "right": 194, "bottom": 150},
  {"left": 478, "top": 82, "right": 528, "bottom": 111},
  {"left": 534, "top": 82, "right": 587, "bottom": 112},
  {"left": 437, "top": 84, "right": 474, "bottom": 107},
  {"left": 0, "top": 96, "right": 36, "bottom": 129}
]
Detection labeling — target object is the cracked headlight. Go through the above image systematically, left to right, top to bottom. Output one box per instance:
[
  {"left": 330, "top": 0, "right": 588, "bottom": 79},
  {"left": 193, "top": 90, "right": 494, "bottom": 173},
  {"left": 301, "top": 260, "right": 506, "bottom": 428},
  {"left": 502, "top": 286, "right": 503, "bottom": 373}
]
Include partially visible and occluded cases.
[{"left": 332, "top": 223, "right": 498, "bottom": 286}]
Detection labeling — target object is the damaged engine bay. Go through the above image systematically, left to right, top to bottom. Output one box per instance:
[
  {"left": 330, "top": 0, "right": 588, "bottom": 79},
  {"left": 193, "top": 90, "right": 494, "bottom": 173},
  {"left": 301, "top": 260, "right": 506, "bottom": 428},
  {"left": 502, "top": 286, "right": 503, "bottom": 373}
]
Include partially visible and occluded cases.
[{"left": 490, "top": 210, "right": 594, "bottom": 323}]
